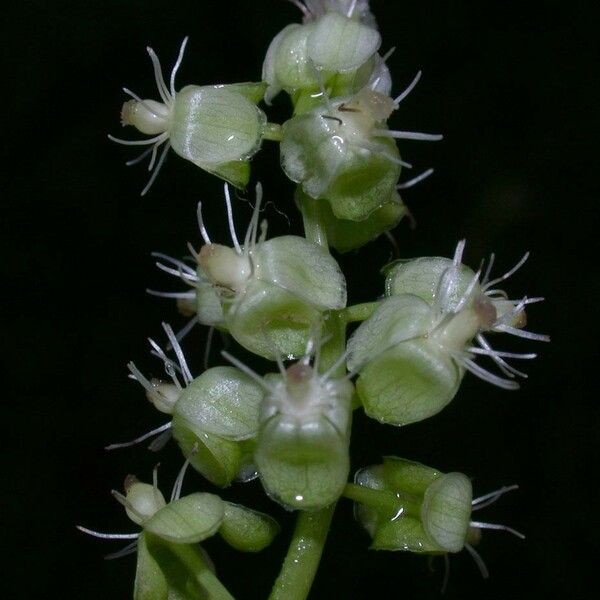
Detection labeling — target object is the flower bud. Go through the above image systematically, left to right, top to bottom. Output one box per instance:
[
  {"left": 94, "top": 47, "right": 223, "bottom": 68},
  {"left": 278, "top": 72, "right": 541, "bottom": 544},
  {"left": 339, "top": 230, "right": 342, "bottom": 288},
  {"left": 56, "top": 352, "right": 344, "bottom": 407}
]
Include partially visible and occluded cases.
[
  {"left": 262, "top": 9, "right": 380, "bottom": 103},
  {"left": 255, "top": 361, "right": 354, "bottom": 511},
  {"left": 354, "top": 457, "right": 472, "bottom": 554},
  {"left": 124, "top": 477, "right": 167, "bottom": 526}
]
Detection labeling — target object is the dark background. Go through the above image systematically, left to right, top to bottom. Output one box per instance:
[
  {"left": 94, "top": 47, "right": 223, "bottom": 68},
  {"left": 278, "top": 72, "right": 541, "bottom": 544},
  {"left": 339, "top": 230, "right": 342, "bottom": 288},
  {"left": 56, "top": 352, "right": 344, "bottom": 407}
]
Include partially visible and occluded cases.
[{"left": 1, "top": 1, "right": 597, "bottom": 598}]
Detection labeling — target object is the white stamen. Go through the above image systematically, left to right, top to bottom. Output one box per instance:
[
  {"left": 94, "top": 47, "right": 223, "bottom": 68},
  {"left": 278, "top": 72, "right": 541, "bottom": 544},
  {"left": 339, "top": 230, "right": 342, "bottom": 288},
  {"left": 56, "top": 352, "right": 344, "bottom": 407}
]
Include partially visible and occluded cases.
[
  {"left": 347, "top": 0, "right": 358, "bottom": 18},
  {"left": 170, "top": 36, "right": 189, "bottom": 98},
  {"left": 146, "top": 46, "right": 172, "bottom": 104},
  {"left": 381, "top": 46, "right": 396, "bottom": 62},
  {"left": 393, "top": 70, "right": 422, "bottom": 105},
  {"left": 374, "top": 129, "right": 443, "bottom": 142},
  {"left": 108, "top": 133, "right": 167, "bottom": 146},
  {"left": 140, "top": 140, "right": 170, "bottom": 196},
  {"left": 147, "top": 143, "right": 159, "bottom": 171},
  {"left": 125, "top": 146, "right": 154, "bottom": 167},
  {"left": 396, "top": 168, "right": 434, "bottom": 190},
  {"left": 224, "top": 184, "right": 242, "bottom": 254},
  {"left": 196, "top": 201, "right": 212, "bottom": 245},
  {"left": 151, "top": 252, "right": 197, "bottom": 276},
  {"left": 482, "top": 252, "right": 529, "bottom": 291},
  {"left": 481, "top": 253, "right": 496, "bottom": 286},
  {"left": 154, "top": 261, "right": 198, "bottom": 284},
  {"left": 453, "top": 269, "right": 482, "bottom": 313},
  {"left": 146, "top": 289, "right": 196, "bottom": 300},
  {"left": 167, "top": 316, "right": 199, "bottom": 350},
  {"left": 162, "top": 322, "right": 193, "bottom": 385},
  {"left": 493, "top": 324, "right": 550, "bottom": 342},
  {"left": 203, "top": 326, "right": 215, "bottom": 371},
  {"left": 473, "top": 335, "right": 531, "bottom": 379},
  {"left": 221, "top": 351, "right": 273, "bottom": 392},
  {"left": 459, "top": 356, "right": 520, "bottom": 390},
  {"left": 105, "top": 421, "right": 172, "bottom": 451},
  {"left": 148, "top": 429, "right": 173, "bottom": 452},
  {"left": 171, "top": 448, "right": 196, "bottom": 502},
  {"left": 472, "top": 484, "right": 519, "bottom": 509},
  {"left": 470, "top": 521, "right": 525, "bottom": 539},
  {"left": 76, "top": 526, "right": 139, "bottom": 540},
  {"left": 104, "top": 540, "right": 139, "bottom": 560},
  {"left": 464, "top": 543, "right": 489, "bottom": 579}
]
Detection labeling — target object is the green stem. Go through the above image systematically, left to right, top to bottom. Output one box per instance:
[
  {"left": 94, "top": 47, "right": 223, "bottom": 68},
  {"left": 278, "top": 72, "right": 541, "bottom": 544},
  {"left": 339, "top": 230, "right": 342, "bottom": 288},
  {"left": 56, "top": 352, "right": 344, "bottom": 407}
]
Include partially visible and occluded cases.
[
  {"left": 263, "top": 122, "right": 283, "bottom": 142},
  {"left": 299, "top": 190, "right": 329, "bottom": 249},
  {"left": 341, "top": 301, "right": 380, "bottom": 323},
  {"left": 319, "top": 309, "right": 347, "bottom": 376},
  {"left": 342, "top": 483, "right": 402, "bottom": 518},
  {"left": 268, "top": 504, "right": 336, "bottom": 600},
  {"left": 145, "top": 533, "right": 235, "bottom": 600}
]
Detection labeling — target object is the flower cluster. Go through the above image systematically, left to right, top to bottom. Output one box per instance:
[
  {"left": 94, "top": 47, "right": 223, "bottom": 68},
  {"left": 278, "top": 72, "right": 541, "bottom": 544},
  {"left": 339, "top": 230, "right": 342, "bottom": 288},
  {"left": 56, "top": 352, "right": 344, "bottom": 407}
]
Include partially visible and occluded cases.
[{"left": 81, "top": 1, "right": 549, "bottom": 598}]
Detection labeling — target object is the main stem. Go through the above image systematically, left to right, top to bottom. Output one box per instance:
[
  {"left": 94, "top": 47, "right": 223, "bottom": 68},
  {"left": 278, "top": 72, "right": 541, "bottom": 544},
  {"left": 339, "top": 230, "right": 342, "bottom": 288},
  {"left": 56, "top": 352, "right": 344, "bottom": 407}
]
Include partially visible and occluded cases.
[
  {"left": 269, "top": 191, "right": 346, "bottom": 600},
  {"left": 267, "top": 504, "right": 336, "bottom": 600}
]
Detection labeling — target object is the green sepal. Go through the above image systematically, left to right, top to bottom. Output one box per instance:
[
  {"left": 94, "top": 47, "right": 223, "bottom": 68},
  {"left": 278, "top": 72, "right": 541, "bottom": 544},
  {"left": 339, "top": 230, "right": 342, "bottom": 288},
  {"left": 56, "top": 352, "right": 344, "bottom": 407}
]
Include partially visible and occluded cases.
[
  {"left": 307, "top": 12, "right": 381, "bottom": 72},
  {"left": 270, "top": 23, "right": 320, "bottom": 92},
  {"left": 224, "top": 82, "right": 268, "bottom": 104},
  {"left": 170, "top": 85, "right": 265, "bottom": 184},
  {"left": 281, "top": 111, "right": 402, "bottom": 221},
  {"left": 324, "top": 136, "right": 401, "bottom": 221},
  {"left": 203, "top": 159, "right": 251, "bottom": 190},
  {"left": 296, "top": 187, "right": 406, "bottom": 253},
  {"left": 256, "top": 236, "right": 347, "bottom": 310},
  {"left": 384, "top": 256, "right": 477, "bottom": 310},
  {"left": 194, "top": 267, "right": 226, "bottom": 328},
  {"left": 225, "top": 279, "right": 324, "bottom": 360},
  {"left": 346, "top": 295, "right": 432, "bottom": 373},
  {"left": 356, "top": 339, "right": 462, "bottom": 426},
  {"left": 174, "top": 367, "right": 264, "bottom": 441},
  {"left": 255, "top": 398, "right": 352, "bottom": 511},
  {"left": 171, "top": 416, "right": 243, "bottom": 487},
  {"left": 381, "top": 457, "right": 441, "bottom": 497},
  {"left": 421, "top": 473, "right": 472, "bottom": 553},
  {"left": 144, "top": 493, "right": 224, "bottom": 544},
  {"left": 218, "top": 502, "right": 280, "bottom": 552},
  {"left": 134, "top": 532, "right": 169, "bottom": 600},
  {"left": 143, "top": 533, "right": 231, "bottom": 600}
]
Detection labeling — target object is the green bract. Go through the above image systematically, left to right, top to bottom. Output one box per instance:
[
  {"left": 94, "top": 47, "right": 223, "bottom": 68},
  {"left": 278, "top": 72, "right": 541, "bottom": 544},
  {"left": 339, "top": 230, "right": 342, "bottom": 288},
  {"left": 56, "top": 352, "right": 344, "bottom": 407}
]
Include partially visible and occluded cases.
[
  {"left": 113, "top": 38, "right": 268, "bottom": 193},
  {"left": 255, "top": 362, "right": 354, "bottom": 511},
  {"left": 354, "top": 457, "right": 473, "bottom": 554}
]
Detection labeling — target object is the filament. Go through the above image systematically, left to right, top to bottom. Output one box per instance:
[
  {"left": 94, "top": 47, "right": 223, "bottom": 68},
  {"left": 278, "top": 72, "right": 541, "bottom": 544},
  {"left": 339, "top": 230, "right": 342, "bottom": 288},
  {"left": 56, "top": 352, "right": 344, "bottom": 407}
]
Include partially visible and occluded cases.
[
  {"left": 170, "top": 36, "right": 189, "bottom": 98},
  {"left": 393, "top": 71, "right": 422, "bottom": 105},
  {"left": 397, "top": 168, "right": 434, "bottom": 190},
  {"left": 224, "top": 184, "right": 242, "bottom": 254}
]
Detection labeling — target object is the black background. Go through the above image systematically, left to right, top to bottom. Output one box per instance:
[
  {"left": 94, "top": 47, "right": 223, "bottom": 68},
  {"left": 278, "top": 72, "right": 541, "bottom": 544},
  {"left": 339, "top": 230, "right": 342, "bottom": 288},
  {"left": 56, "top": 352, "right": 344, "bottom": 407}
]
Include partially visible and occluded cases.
[{"left": 1, "top": 1, "right": 597, "bottom": 598}]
